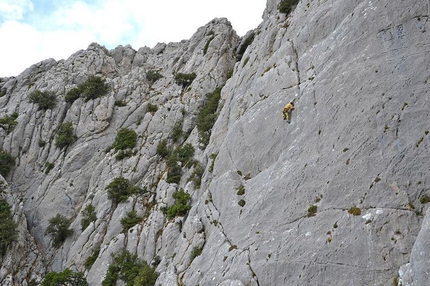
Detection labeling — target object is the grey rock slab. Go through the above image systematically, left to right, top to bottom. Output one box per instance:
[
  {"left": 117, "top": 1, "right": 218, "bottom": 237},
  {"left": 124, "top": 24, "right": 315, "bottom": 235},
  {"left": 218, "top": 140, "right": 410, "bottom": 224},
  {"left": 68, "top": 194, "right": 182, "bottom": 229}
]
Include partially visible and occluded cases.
[{"left": 1, "top": 1, "right": 429, "bottom": 285}]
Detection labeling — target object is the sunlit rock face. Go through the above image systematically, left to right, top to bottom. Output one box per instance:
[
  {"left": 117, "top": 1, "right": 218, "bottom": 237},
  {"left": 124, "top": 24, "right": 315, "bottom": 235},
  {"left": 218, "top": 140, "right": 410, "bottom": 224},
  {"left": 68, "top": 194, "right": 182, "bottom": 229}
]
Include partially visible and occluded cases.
[{"left": 0, "top": 1, "right": 429, "bottom": 285}]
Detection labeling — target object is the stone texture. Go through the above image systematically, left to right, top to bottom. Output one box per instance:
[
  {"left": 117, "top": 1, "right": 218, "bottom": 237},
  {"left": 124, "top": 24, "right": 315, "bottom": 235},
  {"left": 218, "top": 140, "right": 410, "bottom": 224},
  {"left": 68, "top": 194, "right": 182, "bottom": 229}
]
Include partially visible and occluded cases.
[{"left": 0, "top": 1, "right": 429, "bottom": 286}]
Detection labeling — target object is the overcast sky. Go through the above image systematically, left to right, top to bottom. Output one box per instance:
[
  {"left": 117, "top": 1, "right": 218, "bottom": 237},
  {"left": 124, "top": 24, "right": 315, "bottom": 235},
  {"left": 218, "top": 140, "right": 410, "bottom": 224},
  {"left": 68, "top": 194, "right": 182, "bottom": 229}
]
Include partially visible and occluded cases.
[{"left": 0, "top": 0, "right": 266, "bottom": 77}]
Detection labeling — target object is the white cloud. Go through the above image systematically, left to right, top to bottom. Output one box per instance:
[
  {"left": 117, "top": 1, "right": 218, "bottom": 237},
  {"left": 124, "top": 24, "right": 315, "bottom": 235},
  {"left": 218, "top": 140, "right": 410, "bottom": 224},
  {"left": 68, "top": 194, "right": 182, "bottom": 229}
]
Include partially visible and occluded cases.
[
  {"left": 0, "top": 0, "right": 266, "bottom": 77},
  {"left": 0, "top": 0, "right": 33, "bottom": 21},
  {"left": 0, "top": 21, "right": 94, "bottom": 76}
]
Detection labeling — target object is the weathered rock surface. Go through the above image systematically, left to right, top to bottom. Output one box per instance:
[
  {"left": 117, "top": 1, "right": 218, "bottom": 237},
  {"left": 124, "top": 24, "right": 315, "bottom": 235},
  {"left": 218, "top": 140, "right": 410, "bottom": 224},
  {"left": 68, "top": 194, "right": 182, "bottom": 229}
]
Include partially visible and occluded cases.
[{"left": 0, "top": 0, "right": 429, "bottom": 285}]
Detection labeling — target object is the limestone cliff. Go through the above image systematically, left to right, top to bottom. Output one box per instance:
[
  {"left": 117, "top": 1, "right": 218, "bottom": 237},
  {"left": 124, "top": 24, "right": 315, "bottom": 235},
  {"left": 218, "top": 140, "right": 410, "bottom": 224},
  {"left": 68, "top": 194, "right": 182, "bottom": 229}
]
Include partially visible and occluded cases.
[{"left": 0, "top": 0, "right": 429, "bottom": 285}]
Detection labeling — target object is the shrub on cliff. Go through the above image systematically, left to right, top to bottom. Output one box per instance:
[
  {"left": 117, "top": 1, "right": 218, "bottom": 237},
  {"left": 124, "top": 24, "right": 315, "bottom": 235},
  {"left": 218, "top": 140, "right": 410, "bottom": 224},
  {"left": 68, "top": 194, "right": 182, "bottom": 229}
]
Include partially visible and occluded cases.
[
  {"left": 278, "top": 0, "right": 300, "bottom": 15},
  {"left": 236, "top": 33, "right": 255, "bottom": 61},
  {"left": 146, "top": 70, "right": 163, "bottom": 84},
  {"left": 174, "top": 72, "right": 197, "bottom": 88},
  {"left": 65, "top": 76, "right": 109, "bottom": 103},
  {"left": 81, "top": 76, "right": 110, "bottom": 102},
  {"left": 64, "top": 87, "right": 81, "bottom": 103},
  {"left": 196, "top": 87, "right": 222, "bottom": 148},
  {"left": 28, "top": 90, "right": 57, "bottom": 110},
  {"left": 147, "top": 103, "right": 158, "bottom": 113},
  {"left": 0, "top": 112, "right": 18, "bottom": 134},
  {"left": 55, "top": 122, "right": 77, "bottom": 148},
  {"left": 113, "top": 128, "right": 138, "bottom": 160},
  {"left": 114, "top": 128, "right": 137, "bottom": 151},
  {"left": 156, "top": 139, "right": 170, "bottom": 158},
  {"left": 166, "top": 143, "right": 195, "bottom": 184},
  {"left": 0, "top": 148, "right": 15, "bottom": 177},
  {"left": 188, "top": 162, "right": 204, "bottom": 189},
  {"left": 106, "top": 177, "right": 142, "bottom": 204},
  {"left": 166, "top": 189, "right": 191, "bottom": 219},
  {"left": 0, "top": 198, "right": 17, "bottom": 257},
  {"left": 81, "top": 204, "right": 97, "bottom": 231},
  {"left": 120, "top": 210, "right": 142, "bottom": 232},
  {"left": 45, "top": 214, "right": 73, "bottom": 248},
  {"left": 102, "top": 250, "right": 158, "bottom": 286},
  {"left": 42, "top": 269, "right": 88, "bottom": 286}
]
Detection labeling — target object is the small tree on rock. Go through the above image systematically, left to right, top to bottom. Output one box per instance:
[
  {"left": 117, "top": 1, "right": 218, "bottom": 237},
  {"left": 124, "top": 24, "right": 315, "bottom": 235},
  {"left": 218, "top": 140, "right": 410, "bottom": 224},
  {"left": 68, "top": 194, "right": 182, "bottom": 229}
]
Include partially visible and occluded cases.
[
  {"left": 174, "top": 73, "right": 197, "bottom": 88},
  {"left": 81, "top": 76, "right": 110, "bottom": 102},
  {"left": 28, "top": 90, "right": 57, "bottom": 110},
  {"left": 0, "top": 112, "right": 18, "bottom": 134},
  {"left": 55, "top": 122, "right": 77, "bottom": 149},
  {"left": 114, "top": 128, "right": 137, "bottom": 151},
  {"left": 0, "top": 148, "right": 15, "bottom": 177},
  {"left": 106, "top": 177, "right": 142, "bottom": 205},
  {"left": 166, "top": 189, "right": 191, "bottom": 219},
  {"left": 0, "top": 198, "right": 17, "bottom": 257},
  {"left": 81, "top": 204, "right": 97, "bottom": 231},
  {"left": 45, "top": 214, "right": 73, "bottom": 248},
  {"left": 42, "top": 269, "right": 88, "bottom": 286}
]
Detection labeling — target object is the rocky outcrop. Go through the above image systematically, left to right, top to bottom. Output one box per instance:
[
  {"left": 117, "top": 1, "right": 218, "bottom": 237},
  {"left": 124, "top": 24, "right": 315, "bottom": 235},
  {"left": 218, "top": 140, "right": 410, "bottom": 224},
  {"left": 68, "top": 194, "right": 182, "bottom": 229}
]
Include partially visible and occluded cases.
[{"left": 0, "top": 1, "right": 429, "bottom": 285}]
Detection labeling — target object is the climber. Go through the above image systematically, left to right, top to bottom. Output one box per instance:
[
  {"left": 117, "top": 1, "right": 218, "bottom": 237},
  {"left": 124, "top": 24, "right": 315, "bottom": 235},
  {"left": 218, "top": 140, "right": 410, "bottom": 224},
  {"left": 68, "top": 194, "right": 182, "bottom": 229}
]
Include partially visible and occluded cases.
[{"left": 282, "top": 101, "right": 295, "bottom": 123}]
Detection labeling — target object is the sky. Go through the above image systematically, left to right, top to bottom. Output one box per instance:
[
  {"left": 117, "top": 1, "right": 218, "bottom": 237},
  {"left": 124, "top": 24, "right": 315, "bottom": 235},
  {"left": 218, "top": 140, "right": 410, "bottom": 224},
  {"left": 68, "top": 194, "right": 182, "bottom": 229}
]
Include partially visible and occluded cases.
[{"left": 0, "top": 0, "right": 266, "bottom": 77}]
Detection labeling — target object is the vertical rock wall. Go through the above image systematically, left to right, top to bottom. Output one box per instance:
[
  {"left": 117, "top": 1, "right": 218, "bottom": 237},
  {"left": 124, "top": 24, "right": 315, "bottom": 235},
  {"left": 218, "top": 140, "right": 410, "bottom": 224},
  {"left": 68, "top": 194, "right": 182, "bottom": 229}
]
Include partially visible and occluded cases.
[{"left": 0, "top": 0, "right": 429, "bottom": 285}]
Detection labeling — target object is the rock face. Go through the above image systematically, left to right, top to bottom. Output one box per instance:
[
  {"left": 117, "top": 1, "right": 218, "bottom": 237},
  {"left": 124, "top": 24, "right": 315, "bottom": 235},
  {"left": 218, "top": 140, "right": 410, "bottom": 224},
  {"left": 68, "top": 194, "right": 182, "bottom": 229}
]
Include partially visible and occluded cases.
[{"left": 0, "top": 1, "right": 429, "bottom": 285}]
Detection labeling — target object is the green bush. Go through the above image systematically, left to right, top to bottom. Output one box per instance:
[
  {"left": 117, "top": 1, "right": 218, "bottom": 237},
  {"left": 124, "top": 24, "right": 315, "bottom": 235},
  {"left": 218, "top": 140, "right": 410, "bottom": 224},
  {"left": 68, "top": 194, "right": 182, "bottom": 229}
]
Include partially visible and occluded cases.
[
  {"left": 278, "top": 0, "right": 300, "bottom": 15},
  {"left": 236, "top": 33, "right": 255, "bottom": 61},
  {"left": 203, "top": 34, "right": 215, "bottom": 55},
  {"left": 226, "top": 68, "right": 234, "bottom": 79},
  {"left": 146, "top": 70, "right": 163, "bottom": 84},
  {"left": 174, "top": 73, "right": 197, "bottom": 88},
  {"left": 65, "top": 76, "right": 109, "bottom": 103},
  {"left": 81, "top": 76, "right": 110, "bottom": 102},
  {"left": 64, "top": 87, "right": 81, "bottom": 103},
  {"left": 196, "top": 87, "right": 222, "bottom": 148},
  {"left": 0, "top": 88, "right": 6, "bottom": 97},
  {"left": 28, "top": 90, "right": 57, "bottom": 110},
  {"left": 114, "top": 100, "right": 127, "bottom": 107},
  {"left": 147, "top": 103, "right": 158, "bottom": 113},
  {"left": 0, "top": 112, "right": 18, "bottom": 133},
  {"left": 169, "top": 121, "right": 183, "bottom": 143},
  {"left": 55, "top": 122, "right": 77, "bottom": 148},
  {"left": 113, "top": 128, "right": 137, "bottom": 151},
  {"left": 156, "top": 139, "right": 170, "bottom": 158},
  {"left": 174, "top": 143, "right": 195, "bottom": 166},
  {"left": 166, "top": 144, "right": 195, "bottom": 184},
  {"left": 0, "top": 148, "right": 15, "bottom": 177},
  {"left": 115, "top": 149, "right": 135, "bottom": 160},
  {"left": 209, "top": 153, "right": 218, "bottom": 173},
  {"left": 166, "top": 158, "right": 182, "bottom": 184},
  {"left": 45, "top": 162, "right": 55, "bottom": 174},
  {"left": 189, "top": 162, "right": 204, "bottom": 189},
  {"left": 106, "top": 177, "right": 142, "bottom": 204},
  {"left": 0, "top": 180, "right": 5, "bottom": 194},
  {"left": 236, "top": 185, "right": 245, "bottom": 196},
  {"left": 166, "top": 189, "right": 191, "bottom": 219},
  {"left": 420, "top": 194, "right": 430, "bottom": 204},
  {"left": 0, "top": 198, "right": 17, "bottom": 257},
  {"left": 238, "top": 199, "right": 246, "bottom": 207},
  {"left": 81, "top": 204, "right": 97, "bottom": 231},
  {"left": 307, "top": 205, "right": 317, "bottom": 217},
  {"left": 348, "top": 206, "right": 362, "bottom": 216},
  {"left": 121, "top": 210, "right": 142, "bottom": 232},
  {"left": 45, "top": 214, "right": 73, "bottom": 248},
  {"left": 190, "top": 246, "right": 203, "bottom": 262},
  {"left": 84, "top": 248, "right": 100, "bottom": 270},
  {"left": 102, "top": 250, "right": 158, "bottom": 286},
  {"left": 131, "top": 264, "right": 159, "bottom": 286},
  {"left": 42, "top": 269, "right": 88, "bottom": 286}
]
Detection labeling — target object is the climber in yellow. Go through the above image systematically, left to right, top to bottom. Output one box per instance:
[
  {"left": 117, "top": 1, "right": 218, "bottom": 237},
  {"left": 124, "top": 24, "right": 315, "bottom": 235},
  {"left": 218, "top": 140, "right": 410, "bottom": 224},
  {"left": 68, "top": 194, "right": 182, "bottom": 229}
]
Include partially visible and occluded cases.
[{"left": 282, "top": 101, "right": 295, "bottom": 123}]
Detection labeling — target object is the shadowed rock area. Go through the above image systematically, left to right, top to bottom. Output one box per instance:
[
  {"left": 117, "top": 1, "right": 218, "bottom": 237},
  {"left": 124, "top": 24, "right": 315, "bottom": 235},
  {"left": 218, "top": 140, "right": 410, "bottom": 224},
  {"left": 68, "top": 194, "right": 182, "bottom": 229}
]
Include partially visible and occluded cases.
[{"left": 0, "top": 0, "right": 429, "bottom": 285}]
